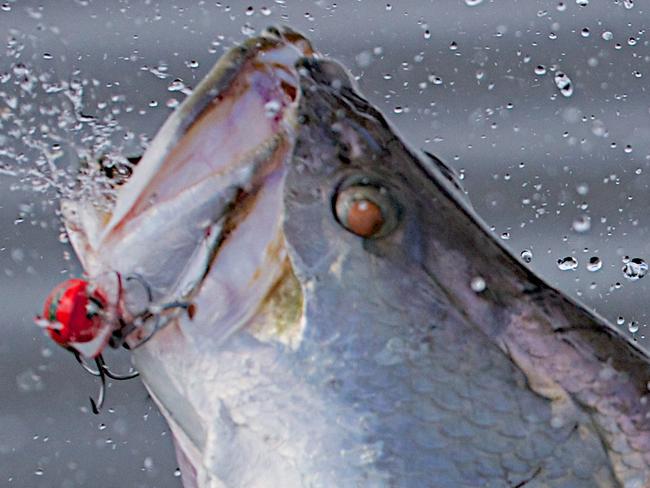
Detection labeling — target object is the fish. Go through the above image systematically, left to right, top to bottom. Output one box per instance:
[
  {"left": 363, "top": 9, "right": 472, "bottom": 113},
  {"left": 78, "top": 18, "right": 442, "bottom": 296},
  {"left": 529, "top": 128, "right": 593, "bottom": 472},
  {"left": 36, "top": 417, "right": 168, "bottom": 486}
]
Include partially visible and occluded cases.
[{"left": 48, "top": 27, "right": 650, "bottom": 487}]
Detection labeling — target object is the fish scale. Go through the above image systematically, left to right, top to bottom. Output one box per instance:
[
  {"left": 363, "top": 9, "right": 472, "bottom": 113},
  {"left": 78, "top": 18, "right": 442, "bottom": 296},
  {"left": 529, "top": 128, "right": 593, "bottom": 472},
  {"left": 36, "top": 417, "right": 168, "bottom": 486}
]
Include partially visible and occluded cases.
[{"left": 286, "top": 250, "right": 611, "bottom": 487}]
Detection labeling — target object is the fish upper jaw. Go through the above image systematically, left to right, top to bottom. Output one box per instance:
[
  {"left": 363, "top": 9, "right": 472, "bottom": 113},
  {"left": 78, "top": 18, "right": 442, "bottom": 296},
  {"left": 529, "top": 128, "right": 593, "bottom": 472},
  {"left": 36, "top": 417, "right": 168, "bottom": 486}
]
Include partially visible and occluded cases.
[
  {"left": 63, "top": 26, "right": 313, "bottom": 269},
  {"left": 100, "top": 28, "right": 311, "bottom": 243}
]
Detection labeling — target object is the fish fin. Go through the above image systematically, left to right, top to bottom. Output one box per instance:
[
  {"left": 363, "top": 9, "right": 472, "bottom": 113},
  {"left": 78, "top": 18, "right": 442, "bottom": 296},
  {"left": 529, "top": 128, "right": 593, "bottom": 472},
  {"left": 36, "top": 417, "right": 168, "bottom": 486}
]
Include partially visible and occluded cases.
[{"left": 422, "top": 150, "right": 472, "bottom": 208}]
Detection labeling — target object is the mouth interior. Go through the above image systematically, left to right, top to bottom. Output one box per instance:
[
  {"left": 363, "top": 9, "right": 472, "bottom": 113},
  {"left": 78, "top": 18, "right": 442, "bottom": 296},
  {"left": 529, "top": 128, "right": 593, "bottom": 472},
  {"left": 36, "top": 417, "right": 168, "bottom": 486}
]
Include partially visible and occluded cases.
[{"left": 103, "top": 32, "right": 312, "bottom": 350}]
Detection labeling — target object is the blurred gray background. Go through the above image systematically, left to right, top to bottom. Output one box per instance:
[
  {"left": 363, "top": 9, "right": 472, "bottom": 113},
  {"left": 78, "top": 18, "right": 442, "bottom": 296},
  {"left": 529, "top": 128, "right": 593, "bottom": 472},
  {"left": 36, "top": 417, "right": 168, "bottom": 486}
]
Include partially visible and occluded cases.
[{"left": 1, "top": 0, "right": 649, "bottom": 486}]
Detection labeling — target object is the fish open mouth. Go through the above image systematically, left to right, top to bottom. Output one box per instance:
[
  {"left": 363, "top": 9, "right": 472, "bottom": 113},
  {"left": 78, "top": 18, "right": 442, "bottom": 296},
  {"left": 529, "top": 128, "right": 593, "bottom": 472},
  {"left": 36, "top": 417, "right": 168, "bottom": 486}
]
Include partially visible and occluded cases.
[
  {"left": 59, "top": 27, "right": 317, "bottom": 483},
  {"left": 59, "top": 27, "right": 318, "bottom": 485},
  {"left": 62, "top": 27, "right": 312, "bottom": 351}
]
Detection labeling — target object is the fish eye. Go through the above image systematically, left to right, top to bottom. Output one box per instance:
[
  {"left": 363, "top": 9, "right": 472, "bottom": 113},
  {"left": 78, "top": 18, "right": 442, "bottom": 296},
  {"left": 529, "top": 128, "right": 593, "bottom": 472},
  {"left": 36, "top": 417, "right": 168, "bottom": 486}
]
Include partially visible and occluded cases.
[{"left": 334, "top": 180, "right": 399, "bottom": 238}]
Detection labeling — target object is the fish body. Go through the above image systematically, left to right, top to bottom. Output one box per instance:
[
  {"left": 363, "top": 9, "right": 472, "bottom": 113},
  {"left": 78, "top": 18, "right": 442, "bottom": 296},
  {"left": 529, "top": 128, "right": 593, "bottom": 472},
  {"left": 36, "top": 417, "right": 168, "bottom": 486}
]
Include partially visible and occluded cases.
[{"left": 60, "top": 28, "right": 650, "bottom": 487}]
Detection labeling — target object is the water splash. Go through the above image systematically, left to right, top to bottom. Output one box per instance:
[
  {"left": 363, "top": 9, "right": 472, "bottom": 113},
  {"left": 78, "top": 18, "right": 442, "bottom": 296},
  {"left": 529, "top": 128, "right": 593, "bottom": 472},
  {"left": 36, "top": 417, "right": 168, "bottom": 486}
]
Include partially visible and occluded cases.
[{"left": 0, "top": 34, "right": 152, "bottom": 216}]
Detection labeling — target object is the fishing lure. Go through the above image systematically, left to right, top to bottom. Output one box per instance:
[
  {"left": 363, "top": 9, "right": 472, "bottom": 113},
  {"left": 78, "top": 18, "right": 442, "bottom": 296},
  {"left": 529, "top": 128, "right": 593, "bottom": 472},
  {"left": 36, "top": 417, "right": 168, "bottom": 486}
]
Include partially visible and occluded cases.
[{"left": 36, "top": 272, "right": 190, "bottom": 413}]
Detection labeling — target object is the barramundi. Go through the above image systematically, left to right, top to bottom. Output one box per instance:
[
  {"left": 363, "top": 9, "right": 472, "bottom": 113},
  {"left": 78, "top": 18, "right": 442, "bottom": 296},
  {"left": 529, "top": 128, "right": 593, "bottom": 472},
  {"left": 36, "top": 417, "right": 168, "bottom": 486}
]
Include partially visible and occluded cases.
[{"left": 40, "top": 27, "right": 650, "bottom": 488}]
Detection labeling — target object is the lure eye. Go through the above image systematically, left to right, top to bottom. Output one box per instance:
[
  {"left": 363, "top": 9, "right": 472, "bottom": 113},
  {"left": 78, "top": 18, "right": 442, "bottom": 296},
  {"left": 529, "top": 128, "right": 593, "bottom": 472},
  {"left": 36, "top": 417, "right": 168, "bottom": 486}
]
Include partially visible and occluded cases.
[
  {"left": 334, "top": 182, "right": 399, "bottom": 238},
  {"left": 40, "top": 279, "right": 107, "bottom": 347}
]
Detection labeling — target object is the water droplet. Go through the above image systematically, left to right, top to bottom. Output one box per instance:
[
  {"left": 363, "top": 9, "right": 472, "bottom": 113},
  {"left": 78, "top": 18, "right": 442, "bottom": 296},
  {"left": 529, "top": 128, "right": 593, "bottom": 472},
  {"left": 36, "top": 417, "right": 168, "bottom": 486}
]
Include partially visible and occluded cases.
[
  {"left": 464, "top": 0, "right": 484, "bottom": 5},
  {"left": 576, "top": 0, "right": 588, "bottom": 6},
  {"left": 623, "top": 0, "right": 634, "bottom": 9},
  {"left": 245, "top": 6, "right": 255, "bottom": 16},
  {"left": 260, "top": 6, "right": 272, "bottom": 16},
  {"left": 241, "top": 23, "right": 256, "bottom": 36},
  {"left": 580, "top": 28, "right": 590, "bottom": 37},
  {"left": 601, "top": 31, "right": 613, "bottom": 41},
  {"left": 449, "top": 41, "right": 458, "bottom": 51},
  {"left": 355, "top": 51, "right": 373, "bottom": 68},
  {"left": 534, "top": 65, "right": 547, "bottom": 76},
  {"left": 554, "top": 71, "right": 574, "bottom": 97},
  {"left": 167, "top": 79, "right": 190, "bottom": 94},
  {"left": 264, "top": 99, "right": 282, "bottom": 118},
  {"left": 572, "top": 215, "right": 591, "bottom": 233},
  {"left": 500, "top": 232, "right": 510, "bottom": 240},
  {"left": 10, "top": 248, "right": 24, "bottom": 262},
  {"left": 521, "top": 249, "right": 533, "bottom": 263},
  {"left": 557, "top": 256, "right": 578, "bottom": 271},
  {"left": 587, "top": 256, "right": 602, "bottom": 272},
  {"left": 622, "top": 257, "right": 647, "bottom": 281},
  {"left": 470, "top": 276, "right": 487, "bottom": 293},
  {"left": 617, "top": 316, "right": 625, "bottom": 326},
  {"left": 628, "top": 321, "right": 639, "bottom": 333},
  {"left": 16, "top": 369, "right": 44, "bottom": 392},
  {"left": 174, "top": 468, "right": 182, "bottom": 477}
]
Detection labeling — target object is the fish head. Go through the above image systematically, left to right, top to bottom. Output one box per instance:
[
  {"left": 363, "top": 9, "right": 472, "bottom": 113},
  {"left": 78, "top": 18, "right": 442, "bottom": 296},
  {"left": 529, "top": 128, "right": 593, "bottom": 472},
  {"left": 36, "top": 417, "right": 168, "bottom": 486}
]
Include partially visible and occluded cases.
[
  {"left": 54, "top": 27, "right": 540, "bottom": 485},
  {"left": 129, "top": 55, "right": 520, "bottom": 486},
  {"left": 283, "top": 56, "right": 519, "bottom": 335},
  {"left": 284, "top": 57, "right": 437, "bottom": 290}
]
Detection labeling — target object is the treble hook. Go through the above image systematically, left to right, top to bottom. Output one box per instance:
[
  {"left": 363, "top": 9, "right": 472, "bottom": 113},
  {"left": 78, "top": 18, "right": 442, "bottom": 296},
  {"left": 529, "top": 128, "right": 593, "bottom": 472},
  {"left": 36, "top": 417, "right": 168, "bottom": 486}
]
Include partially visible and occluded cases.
[
  {"left": 67, "top": 273, "right": 188, "bottom": 413},
  {"left": 124, "top": 273, "right": 153, "bottom": 303},
  {"left": 129, "top": 300, "right": 193, "bottom": 350},
  {"left": 72, "top": 350, "right": 101, "bottom": 376},
  {"left": 72, "top": 351, "right": 139, "bottom": 414},
  {"left": 96, "top": 354, "right": 139, "bottom": 380},
  {"left": 89, "top": 356, "right": 106, "bottom": 414}
]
